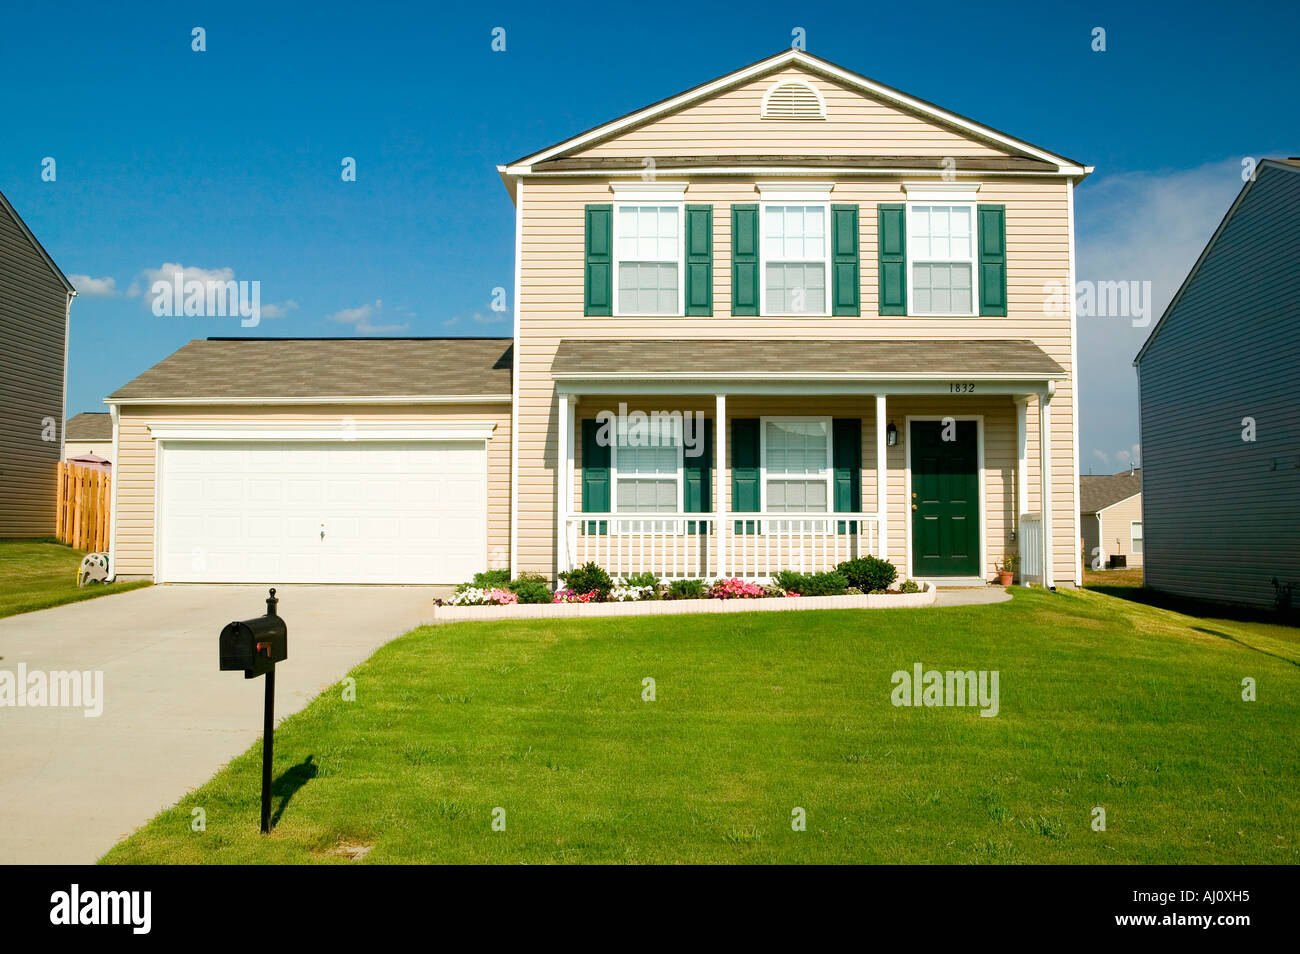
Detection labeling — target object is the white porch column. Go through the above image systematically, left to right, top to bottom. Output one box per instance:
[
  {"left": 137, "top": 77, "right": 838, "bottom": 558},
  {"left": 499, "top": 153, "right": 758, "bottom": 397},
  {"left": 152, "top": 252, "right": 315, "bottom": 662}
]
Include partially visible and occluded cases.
[
  {"left": 1038, "top": 388, "right": 1054, "bottom": 589},
  {"left": 555, "top": 392, "right": 573, "bottom": 578},
  {"left": 715, "top": 393, "right": 727, "bottom": 578},
  {"left": 875, "top": 393, "right": 888, "bottom": 560},
  {"left": 1015, "top": 397, "right": 1029, "bottom": 532}
]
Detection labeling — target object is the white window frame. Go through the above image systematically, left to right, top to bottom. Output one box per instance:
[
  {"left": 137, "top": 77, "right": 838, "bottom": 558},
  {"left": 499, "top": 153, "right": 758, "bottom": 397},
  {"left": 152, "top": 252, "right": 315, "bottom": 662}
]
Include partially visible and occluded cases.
[
  {"left": 904, "top": 198, "right": 980, "bottom": 318},
  {"left": 759, "top": 200, "right": 832, "bottom": 317},
  {"left": 611, "top": 201, "right": 686, "bottom": 318},
  {"left": 759, "top": 415, "right": 834, "bottom": 516},
  {"left": 610, "top": 428, "right": 684, "bottom": 518},
  {"left": 1130, "top": 520, "right": 1143, "bottom": 554}
]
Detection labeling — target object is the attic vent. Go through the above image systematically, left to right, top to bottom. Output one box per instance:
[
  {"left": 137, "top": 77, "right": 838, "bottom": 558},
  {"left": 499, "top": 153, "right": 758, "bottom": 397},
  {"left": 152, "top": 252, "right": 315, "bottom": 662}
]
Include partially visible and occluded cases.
[{"left": 761, "top": 80, "right": 826, "bottom": 120}]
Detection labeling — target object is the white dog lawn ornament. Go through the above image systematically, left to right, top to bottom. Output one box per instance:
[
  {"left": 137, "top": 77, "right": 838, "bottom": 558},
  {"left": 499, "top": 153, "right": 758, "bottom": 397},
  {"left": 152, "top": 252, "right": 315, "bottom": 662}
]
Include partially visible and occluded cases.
[{"left": 78, "top": 553, "right": 110, "bottom": 587}]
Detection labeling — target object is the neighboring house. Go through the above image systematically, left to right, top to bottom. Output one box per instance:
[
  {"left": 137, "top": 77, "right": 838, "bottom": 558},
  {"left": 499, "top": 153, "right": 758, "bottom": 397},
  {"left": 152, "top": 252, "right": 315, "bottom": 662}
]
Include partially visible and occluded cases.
[
  {"left": 106, "top": 50, "right": 1090, "bottom": 588},
  {"left": 1135, "top": 158, "right": 1300, "bottom": 609},
  {"left": 0, "top": 188, "right": 77, "bottom": 538},
  {"left": 64, "top": 412, "right": 114, "bottom": 465},
  {"left": 1080, "top": 468, "right": 1142, "bottom": 569}
]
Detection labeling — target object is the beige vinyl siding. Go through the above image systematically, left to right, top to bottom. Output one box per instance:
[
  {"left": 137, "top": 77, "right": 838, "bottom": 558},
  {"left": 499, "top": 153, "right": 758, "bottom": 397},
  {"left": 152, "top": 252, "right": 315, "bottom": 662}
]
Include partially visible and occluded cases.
[
  {"left": 571, "top": 67, "right": 1008, "bottom": 159},
  {"left": 515, "top": 175, "right": 1078, "bottom": 583},
  {"left": 0, "top": 204, "right": 69, "bottom": 538},
  {"left": 113, "top": 403, "right": 511, "bottom": 579},
  {"left": 64, "top": 440, "right": 113, "bottom": 463},
  {"left": 1098, "top": 493, "right": 1143, "bottom": 567}
]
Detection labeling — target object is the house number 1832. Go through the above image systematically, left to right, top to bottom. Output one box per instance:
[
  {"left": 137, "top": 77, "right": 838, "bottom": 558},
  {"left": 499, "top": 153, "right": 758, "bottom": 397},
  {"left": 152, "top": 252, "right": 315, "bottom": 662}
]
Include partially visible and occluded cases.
[{"left": 949, "top": 383, "right": 976, "bottom": 393}]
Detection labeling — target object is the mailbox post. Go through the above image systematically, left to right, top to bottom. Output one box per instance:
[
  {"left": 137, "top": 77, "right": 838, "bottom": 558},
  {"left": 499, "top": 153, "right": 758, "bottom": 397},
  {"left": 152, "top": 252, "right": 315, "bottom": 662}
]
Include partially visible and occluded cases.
[{"left": 219, "top": 588, "right": 288, "bottom": 833}]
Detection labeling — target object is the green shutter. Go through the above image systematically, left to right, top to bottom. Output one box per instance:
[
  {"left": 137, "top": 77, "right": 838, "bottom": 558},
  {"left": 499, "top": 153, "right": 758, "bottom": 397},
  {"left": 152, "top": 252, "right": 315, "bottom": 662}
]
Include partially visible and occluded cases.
[
  {"left": 877, "top": 203, "right": 906, "bottom": 316},
  {"left": 584, "top": 204, "right": 612, "bottom": 316},
  {"left": 685, "top": 204, "right": 713, "bottom": 316},
  {"left": 731, "top": 204, "right": 759, "bottom": 316},
  {"left": 831, "top": 204, "right": 860, "bottom": 316},
  {"left": 978, "top": 204, "right": 1007, "bottom": 317},
  {"left": 581, "top": 418, "right": 609, "bottom": 533},
  {"left": 731, "top": 418, "right": 760, "bottom": 534},
  {"left": 833, "top": 418, "right": 862, "bottom": 534},
  {"left": 684, "top": 419, "right": 713, "bottom": 533}
]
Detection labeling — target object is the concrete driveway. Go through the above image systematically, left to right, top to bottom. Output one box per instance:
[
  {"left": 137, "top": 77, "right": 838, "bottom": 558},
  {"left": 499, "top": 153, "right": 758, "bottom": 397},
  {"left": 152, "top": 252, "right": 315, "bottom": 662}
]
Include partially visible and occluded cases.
[{"left": 0, "top": 584, "right": 438, "bottom": 864}]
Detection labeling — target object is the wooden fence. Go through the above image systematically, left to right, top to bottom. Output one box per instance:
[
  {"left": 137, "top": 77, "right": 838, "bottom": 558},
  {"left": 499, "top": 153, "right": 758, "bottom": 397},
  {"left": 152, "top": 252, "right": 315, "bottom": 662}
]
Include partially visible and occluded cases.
[{"left": 56, "top": 461, "right": 111, "bottom": 552}]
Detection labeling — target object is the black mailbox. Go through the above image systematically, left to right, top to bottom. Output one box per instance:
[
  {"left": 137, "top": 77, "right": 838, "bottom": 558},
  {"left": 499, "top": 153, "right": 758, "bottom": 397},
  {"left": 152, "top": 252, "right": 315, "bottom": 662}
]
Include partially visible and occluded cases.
[{"left": 220, "top": 589, "right": 288, "bottom": 679}]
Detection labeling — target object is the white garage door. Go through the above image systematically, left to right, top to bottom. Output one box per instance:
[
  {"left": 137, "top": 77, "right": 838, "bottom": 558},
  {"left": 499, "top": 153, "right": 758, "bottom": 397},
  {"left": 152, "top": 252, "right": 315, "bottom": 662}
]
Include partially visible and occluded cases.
[{"left": 158, "top": 440, "right": 487, "bottom": 584}]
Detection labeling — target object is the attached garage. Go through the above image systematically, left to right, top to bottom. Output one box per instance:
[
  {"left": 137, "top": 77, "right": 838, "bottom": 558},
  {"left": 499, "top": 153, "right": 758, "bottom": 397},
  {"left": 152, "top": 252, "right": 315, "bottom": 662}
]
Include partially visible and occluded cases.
[{"left": 106, "top": 337, "right": 513, "bottom": 585}]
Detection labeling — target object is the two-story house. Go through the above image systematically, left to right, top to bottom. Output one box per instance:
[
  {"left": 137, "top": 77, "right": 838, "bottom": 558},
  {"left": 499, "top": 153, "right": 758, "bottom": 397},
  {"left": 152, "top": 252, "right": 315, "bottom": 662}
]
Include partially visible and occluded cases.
[
  {"left": 504, "top": 49, "right": 1088, "bottom": 588},
  {"left": 104, "top": 50, "right": 1087, "bottom": 589}
]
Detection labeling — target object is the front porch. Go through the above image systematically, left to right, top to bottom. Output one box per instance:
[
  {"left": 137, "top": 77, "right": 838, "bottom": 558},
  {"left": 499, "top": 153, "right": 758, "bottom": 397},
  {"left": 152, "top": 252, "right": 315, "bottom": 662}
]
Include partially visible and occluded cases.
[{"left": 550, "top": 339, "right": 1067, "bottom": 587}]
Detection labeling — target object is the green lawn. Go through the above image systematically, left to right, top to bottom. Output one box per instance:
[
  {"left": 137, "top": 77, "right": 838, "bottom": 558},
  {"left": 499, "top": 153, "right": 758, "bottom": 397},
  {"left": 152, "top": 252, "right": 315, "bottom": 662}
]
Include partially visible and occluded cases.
[
  {"left": 0, "top": 540, "right": 149, "bottom": 620},
  {"left": 103, "top": 586, "right": 1299, "bottom": 864}
]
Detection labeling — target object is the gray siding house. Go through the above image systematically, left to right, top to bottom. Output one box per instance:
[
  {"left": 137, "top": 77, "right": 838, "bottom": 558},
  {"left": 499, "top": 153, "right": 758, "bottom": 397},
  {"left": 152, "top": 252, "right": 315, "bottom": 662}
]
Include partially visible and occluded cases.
[
  {"left": 1134, "top": 159, "right": 1300, "bottom": 608},
  {"left": 0, "top": 189, "right": 77, "bottom": 537}
]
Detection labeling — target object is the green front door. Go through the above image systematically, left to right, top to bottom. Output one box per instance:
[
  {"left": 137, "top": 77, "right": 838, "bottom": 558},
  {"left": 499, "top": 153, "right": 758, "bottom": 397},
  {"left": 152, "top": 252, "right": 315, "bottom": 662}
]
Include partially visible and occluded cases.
[{"left": 910, "top": 420, "right": 980, "bottom": 577}]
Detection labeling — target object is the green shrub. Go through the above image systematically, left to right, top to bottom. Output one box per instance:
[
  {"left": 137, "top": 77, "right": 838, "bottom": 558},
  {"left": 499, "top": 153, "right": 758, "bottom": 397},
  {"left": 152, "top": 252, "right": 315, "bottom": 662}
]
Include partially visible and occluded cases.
[
  {"left": 836, "top": 556, "right": 898, "bottom": 593},
  {"left": 558, "top": 561, "right": 614, "bottom": 601},
  {"left": 472, "top": 569, "right": 511, "bottom": 588},
  {"left": 774, "top": 570, "right": 848, "bottom": 597},
  {"left": 624, "top": 571, "right": 661, "bottom": 590},
  {"left": 508, "top": 573, "right": 552, "bottom": 604},
  {"left": 666, "top": 578, "right": 706, "bottom": 600},
  {"left": 900, "top": 579, "right": 920, "bottom": 594}
]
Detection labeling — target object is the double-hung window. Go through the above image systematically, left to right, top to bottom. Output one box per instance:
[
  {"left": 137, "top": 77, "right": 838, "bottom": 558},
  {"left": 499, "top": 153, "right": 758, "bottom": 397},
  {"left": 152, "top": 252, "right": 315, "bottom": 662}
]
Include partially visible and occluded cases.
[
  {"left": 907, "top": 203, "right": 977, "bottom": 316},
  {"left": 614, "top": 204, "right": 682, "bottom": 315},
  {"left": 761, "top": 204, "right": 828, "bottom": 315},
  {"left": 762, "top": 418, "right": 832, "bottom": 530},
  {"left": 612, "top": 420, "right": 682, "bottom": 531},
  {"left": 1130, "top": 521, "right": 1143, "bottom": 554}
]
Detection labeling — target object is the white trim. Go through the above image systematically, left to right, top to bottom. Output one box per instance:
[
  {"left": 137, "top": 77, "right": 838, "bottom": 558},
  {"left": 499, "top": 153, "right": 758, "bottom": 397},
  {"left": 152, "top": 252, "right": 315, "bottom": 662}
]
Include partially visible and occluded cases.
[
  {"left": 507, "top": 49, "right": 1087, "bottom": 174},
  {"left": 760, "top": 77, "right": 826, "bottom": 119},
  {"left": 511, "top": 166, "right": 1084, "bottom": 180},
  {"left": 510, "top": 179, "right": 524, "bottom": 577},
  {"left": 1067, "top": 179, "right": 1082, "bottom": 585},
  {"left": 756, "top": 181, "right": 835, "bottom": 201},
  {"left": 610, "top": 182, "right": 688, "bottom": 198},
  {"left": 903, "top": 182, "right": 981, "bottom": 201},
  {"left": 905, "top": 199, "right": 979, "bottom": 317},
  {"left": 611, "top": 200, "right": 687, "bottom": 318},
  {"left": 759, "top": 200, "right": 832, "bottom": 317},
  {"left": 554, "top": 370, "right": 1063, "bottom": 383},
  {"left": 558, "top": 378, "right": 1061, "bottom": 398},
  {"left": 1039, "top": 389, "right": 1054, "bottom": 588},
  {"left": 556, "top": 392, "right": 570, "bottom": 575},
  {"left": 715, "top": 393, "right": 727, "bottom": 576},
  {"left": 106, "top": 394, "right": 511, "bottom": 406},
  {"left": 875, "top": 394, "right": 888, "bottom": 561},
  {"left": 1015, "top": 396, "right": 1029, "bottom": 534},
  {"left": 107, "top": 404, "right": 120, "bottom": 580},
  {"left": 903, "top": 415, "right": 987, "bottom": 582},
  {"left": 759, "top": 416, "right": 834, "bottom": 516},
  {"left": 610, "top": 420, "right": 685, "bottom": 516},
  {"left": 145, "top": 421, "right": 497, "bottom": 442},
  {"left": 153, "top": 439, "right": 163, "bottom": 582},
  {"left": 1130, "top": 519, "right": 1143, "bottom": 554}
]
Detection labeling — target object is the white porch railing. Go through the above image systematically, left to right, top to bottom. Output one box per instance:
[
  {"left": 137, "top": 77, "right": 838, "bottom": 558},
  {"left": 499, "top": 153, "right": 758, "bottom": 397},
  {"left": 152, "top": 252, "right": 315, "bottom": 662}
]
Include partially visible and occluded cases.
[
  {"left": 563, "top": 512, "right": 881, "bottom": 581},
  {"left": 1019, "top": 513, "right": 1042, "bottom": 582}
]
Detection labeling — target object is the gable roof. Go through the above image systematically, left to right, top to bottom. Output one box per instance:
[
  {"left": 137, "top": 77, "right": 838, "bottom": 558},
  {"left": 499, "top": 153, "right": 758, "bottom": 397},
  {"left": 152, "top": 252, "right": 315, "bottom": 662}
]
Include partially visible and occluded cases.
[
  {"left": 503, "top": 49, "right": 1089, "bottom": 178},
  {"left": 1135, "top": 159, "right": 1300, "bottom": 365},
  {"left": 0, "top": 188, "right": 77, "bottom": 294},
  {"left": 107, "top": 337, "right": 513, "bottom": 404},
  {"left": 66, "top": 412, "right": 112, "bottom": 441},
  {"left": 1080, "top": 469, "right": 1142, "bottom": 513}
]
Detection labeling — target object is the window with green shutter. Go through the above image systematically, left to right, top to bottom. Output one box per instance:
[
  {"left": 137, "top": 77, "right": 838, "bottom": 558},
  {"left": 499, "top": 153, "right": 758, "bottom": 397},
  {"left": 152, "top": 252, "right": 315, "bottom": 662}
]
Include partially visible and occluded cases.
[
  {"left": 877, "top": 203, "right": 906, "bottom": 315},
  {"left": 584, "top": 204, "right": 612, "bottom": 316},
  {"left": 685, "top": 204, "right": 713, "bottom": 316},
  {"left": 731, "top": 204, "right": 759, "bottom": 316},
  {"left": 831, "top": 204, "right": 860, "bottom": 316},
  {"left": 977, "top": 204, "right": 1007, "bottom": 316},
  {"left": 580, "top": 418, "right": 609, "bottom": 533}
]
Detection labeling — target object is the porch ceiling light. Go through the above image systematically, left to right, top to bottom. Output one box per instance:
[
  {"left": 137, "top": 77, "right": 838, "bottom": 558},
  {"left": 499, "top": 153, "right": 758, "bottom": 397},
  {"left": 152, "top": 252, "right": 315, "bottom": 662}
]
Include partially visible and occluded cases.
[{"left": 886, "top": 421, "right": 899, "bottom": 446}]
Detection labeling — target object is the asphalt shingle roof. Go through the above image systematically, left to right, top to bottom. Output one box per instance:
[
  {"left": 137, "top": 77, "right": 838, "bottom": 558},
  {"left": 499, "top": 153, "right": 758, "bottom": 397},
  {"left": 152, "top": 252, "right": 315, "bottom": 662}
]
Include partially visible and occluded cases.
[
  {"left": 108, "top": 338, "right": 513, "bottom": 401},
  {"left": 65, "top": 412, "right": 112, "bottom": 440},
  {"left": 1080, "top": 469, "right": 1142, "bottom": 513}
]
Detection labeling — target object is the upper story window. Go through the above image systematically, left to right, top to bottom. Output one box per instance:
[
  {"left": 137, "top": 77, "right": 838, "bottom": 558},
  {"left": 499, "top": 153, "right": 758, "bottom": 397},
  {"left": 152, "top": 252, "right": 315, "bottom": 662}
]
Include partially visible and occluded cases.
[
  {"left": 761, "top": 80, "right": 826, "bottom": 120},
  {"left": 761, "top": 203, "right": 829, "bottom": 315},
  {"left": 907, "top": 203, "right": 977, "bottom": 316},
  {"left": 615, "top": 204, "right": 683, "bottom": 315}
]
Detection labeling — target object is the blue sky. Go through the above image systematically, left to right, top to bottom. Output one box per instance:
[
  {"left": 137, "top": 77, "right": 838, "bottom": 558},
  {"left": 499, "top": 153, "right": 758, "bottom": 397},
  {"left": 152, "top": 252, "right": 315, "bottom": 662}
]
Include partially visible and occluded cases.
[{"left": 2, "top": 0, "right": 1296, "bottom": 470}]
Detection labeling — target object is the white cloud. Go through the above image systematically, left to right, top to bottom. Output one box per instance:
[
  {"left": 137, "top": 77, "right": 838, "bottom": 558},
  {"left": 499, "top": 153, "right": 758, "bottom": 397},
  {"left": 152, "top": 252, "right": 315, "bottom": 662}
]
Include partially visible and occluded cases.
[
  {"left": 1076, "top": 157, "right": 1252, "bottom": 473},
  {"left": 141, "top": 262, "right": 236, "bottom": 293},
  {"left": 69, "top": 274, "right": 117, "bottom": 297},
  {"left": 260, "top": 299, "right": 298, "bottom": 319},
  {"left": 327, "top": 299, "right": 408, "bottom": 335}
]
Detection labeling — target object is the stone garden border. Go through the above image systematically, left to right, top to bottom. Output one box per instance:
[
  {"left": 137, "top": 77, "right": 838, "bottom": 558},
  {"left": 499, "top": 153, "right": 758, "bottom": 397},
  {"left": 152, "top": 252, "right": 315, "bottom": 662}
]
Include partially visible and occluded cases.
[{"left": 430, "top": 582, "right": 936, "bottom": 623}]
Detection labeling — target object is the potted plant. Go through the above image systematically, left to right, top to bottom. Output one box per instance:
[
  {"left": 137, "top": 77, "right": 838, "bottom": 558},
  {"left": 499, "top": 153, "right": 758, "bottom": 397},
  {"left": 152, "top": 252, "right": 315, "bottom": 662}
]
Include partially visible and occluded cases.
[{"left": 996, "top": 553, "right": 1019, "bottom": 587}]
